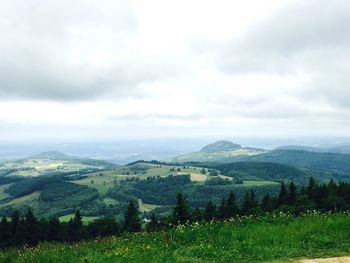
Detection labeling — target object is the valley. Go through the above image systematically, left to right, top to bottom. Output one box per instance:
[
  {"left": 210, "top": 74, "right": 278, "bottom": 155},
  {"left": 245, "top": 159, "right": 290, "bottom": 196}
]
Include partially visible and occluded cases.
[{"left": 1, "top": 140, "right": 350, "bottom": 221}]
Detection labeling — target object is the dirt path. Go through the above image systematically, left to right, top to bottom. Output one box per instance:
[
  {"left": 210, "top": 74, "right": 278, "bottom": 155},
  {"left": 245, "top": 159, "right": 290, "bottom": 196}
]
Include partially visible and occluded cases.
[{"left": 297, "top": 256, "right": 350, "bottom": 262}]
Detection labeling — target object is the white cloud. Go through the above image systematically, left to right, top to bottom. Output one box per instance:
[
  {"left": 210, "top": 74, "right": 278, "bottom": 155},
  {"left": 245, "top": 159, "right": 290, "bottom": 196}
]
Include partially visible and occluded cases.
[{"left": 0, "top": 0, "right": 350, "bottom": 139}]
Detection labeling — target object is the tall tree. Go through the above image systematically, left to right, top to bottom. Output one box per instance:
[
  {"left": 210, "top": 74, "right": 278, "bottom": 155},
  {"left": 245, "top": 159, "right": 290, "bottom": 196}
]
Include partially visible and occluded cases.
[
  {"left": 278, "top": 181, "right": 288, "bottom": 206},
  {"left": 288, "top": 181, "right": 297, "bottom": 205},
  {"left": 242, "top": 190, "right": 258, "bottom": 215},
  {"left": 226, "top": 191, "right": 239, "bottom": 218},
  {"left": 172, "top": 193, "right": 190, "bottom": 225},
  {"left": 261, "top": 193, "right": 272, "bottom": 212},
  {"left": 217, "top": 198, "right": 226, "bottom": 220},
  {"left": 124, "top": 200, "right": 141, "bottom": 232},
  {"left": 204, "top": 201, "right": 217, "bottom": 221},
  {"left": 24, "top": 207, "right": 39, "bottom": 245},
  {"left": 192, "top": 207, "right": 202, "bottom": 222},
  {"left": 67, "top": 210, "right": 84, "bottom": 241},
  {"left": 0, "top": 217, "right": 10, "bottom": 247},
  {"left": 47, "top": 217, "right": 62, "bottom": 241}
]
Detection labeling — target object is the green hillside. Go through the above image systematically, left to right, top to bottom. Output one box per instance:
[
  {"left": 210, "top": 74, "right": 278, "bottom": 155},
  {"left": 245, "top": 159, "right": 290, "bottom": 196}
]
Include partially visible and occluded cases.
[
  {"left": 170, "top": 147, "right": 265, "bottom": 163},
  {"left": 243, "top": 150, "right": 350, "bottom": 175},
  {"left": 0, "top": 151, "right": 116, "bottom": 178},
  {"left": 0, "top": 161, "right": 282, "bottom": 219},
  {"left": 215, "top": 161, "right": 309, "bottom": 184},
  {"left": 2, "top": 213, "right": 350, "bottom": 263}
]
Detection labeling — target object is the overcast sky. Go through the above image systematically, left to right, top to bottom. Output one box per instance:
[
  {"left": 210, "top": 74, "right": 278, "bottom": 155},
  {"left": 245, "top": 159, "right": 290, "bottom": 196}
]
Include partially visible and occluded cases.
[{"left": 0, "top": 0, "right": 350, "bottom": 141}]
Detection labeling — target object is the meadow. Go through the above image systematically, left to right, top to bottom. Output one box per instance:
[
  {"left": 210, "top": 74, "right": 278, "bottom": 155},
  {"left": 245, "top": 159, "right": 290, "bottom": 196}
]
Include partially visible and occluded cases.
[{"left": 1, "top": 212, "right": 350, "bottom": 263}]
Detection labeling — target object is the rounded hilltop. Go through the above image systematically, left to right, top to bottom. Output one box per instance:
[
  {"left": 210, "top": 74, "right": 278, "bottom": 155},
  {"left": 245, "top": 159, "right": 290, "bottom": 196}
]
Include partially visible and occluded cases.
[{"left": 200, "top": 140, "right": 242, "bottom": 153}]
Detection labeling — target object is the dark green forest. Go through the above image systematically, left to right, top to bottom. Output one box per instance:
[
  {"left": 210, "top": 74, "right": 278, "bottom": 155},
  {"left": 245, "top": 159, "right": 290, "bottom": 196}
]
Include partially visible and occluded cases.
[{"left": 1, "top": 177, "right": 350, "bottom": 248}]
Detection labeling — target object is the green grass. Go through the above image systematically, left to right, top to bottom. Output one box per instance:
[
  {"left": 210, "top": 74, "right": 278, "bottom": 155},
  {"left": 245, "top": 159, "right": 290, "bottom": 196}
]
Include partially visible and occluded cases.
[
  {"left": 239, "top": 180, "right": 280, "bottom": 187},
  {"left": 0, "top": 183, "right": 11, "bottom": 200},
  {"left": 0, "top": 191, "right": 40, "bottom": 209},
  {"left": 138, "top": 198, "right": 162, "bottom": 212},
  {"left": 2, "top": 213, "right": 350, "bottom": 262}
]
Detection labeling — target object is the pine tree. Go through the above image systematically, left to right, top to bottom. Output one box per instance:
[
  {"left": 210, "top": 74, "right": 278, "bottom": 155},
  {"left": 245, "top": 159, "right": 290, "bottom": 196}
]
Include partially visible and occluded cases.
[
  {"left": 307, "top": 177, "right": 317, "bottom": 199},
  {"left": 278, "top": 181, "right": 288, "bottom": 206},
  {"left": 288, "top": 181, "right": 297, "bottom": 205},
  {"left": 242, "top": 190, "right": 258, "bottom": 215},
  {"left": 226, "top": 191, "right": 239, "bottom": 218},
  {"left": 242, "top": 192, "right": 251, "bottom": 215},
  {"left": 172, "top": 193, "right": 190, "bottom": 225},
  {"left": 261, "top": 193, "right": 272, "bottom": 212},
  {"left": 217, "top": 198, "right": 226, "bottom": 220},
  {"left": 124, "top": 200, "right": 141, "bottom": 232},
  {"left": 204, "top": 201, "right": 216, "bottom": 221},
  {"left": 24, "top": 207, "right": 39, "bottom": 245},
  {"left": 192, "top": 207, "right": 202, "bottom": 222},
  {"left": 11, "top": 210, "right": 20, "bottom": 235},
  {"left": 11, "top": 210, "right": 23, "bottom": 245},
  {"left": 68, "top": 210, "right": 84, "bottom": 241},
  {"left": 0, "top": 217, "right": 10, "bottom": 247},
  {"left": 47, "top": 217, "right": 62, "bottom": 241}
]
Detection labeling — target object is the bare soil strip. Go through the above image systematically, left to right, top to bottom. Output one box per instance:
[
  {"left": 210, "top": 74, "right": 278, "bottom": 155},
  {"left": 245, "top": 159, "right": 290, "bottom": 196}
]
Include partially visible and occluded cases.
[{"left": 297, "top": 256, "right": 350, "bottom": 263}]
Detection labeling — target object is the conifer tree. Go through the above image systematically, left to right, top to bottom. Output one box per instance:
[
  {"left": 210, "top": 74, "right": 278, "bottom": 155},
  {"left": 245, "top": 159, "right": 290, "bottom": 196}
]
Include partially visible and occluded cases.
[
  {"left": 278, "top": 181, "right": 288, "bottom": 206},
  {"left": 288, "top": 181, "right": 297, "bottom": 205},
  {"left": 226, "top": 191, "right": 239, "bottom": 218},
  {"left": 172, "top": 193, "right": 190, "bottom": 225},
  {"left": 261, "top": 193, "right": 272, "bottom": 212},
  {"left": 217, "top": 198, "right": 226, "bottom": 220},
  {"left": 124, "top": 200, "right": 141, "bottom": 232},
  {"left": 204, "top": 201, "right": 216, "bottom": 221},
  {"left": 24, "top": 207, "right": 38, "bottom": 245},
  {"left": 192, "top": 207, "right": 202, "bottom": 222},
  {"left": 68, "top": 210, "right": 84, "bottom": 241},
  {"left": 0, "top": 217, "right": 10, "bottom": 247},
  {"left": 47, "top": 217, "right": 62, "bottom": 241}
]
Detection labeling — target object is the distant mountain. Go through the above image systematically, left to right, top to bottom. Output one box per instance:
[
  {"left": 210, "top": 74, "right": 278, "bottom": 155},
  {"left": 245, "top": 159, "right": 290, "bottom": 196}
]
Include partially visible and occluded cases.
[
  {"left": 169, "top": 140, "right": 265, "bottom": 163},
  {"left": 200, "top": 141, "right": 241, "bottom": 153},
  {"left": 275, "top": 144, "right": 350, "bottom": 155},
  {"left": 275, "top": 145, "right": 319, "bottom": 152},
  {"left": 243, "top": 150, "right": 350, "bottom": 174},
  {"left": 0, "top": 151, "right": 117, "bottom": 177},
  {"left": 31, "top": 151, "right": 76, "bottom": 160}
]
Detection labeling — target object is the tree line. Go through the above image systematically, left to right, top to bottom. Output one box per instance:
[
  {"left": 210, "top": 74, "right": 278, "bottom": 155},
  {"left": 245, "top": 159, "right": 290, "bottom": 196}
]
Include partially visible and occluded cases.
[{"left": 1, "top": 177, "right": 350, "bottom": 248}]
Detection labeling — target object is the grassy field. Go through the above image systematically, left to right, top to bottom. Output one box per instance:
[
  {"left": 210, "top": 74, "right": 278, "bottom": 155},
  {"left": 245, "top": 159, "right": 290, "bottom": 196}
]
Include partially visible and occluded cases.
[
  {"left": 0, "top": 157, "right": 107, "bottom": 177},
  {"left": 73, "top": 163, "right": 212, "bottom": 193},
  {"left": 238, "top": 180, "right": 280, "bottom": 187},
  {"left": 0, "top": 183, "right": 11, "bottom": 200},
  {"left": 0, "top": 191, "right": 40, "bottom": 209},
  {"left": 138, "top": 199, "right": 162, "bottom": 213},
  {"left": 2, "top": 213, "right": 350, "bottom": 262},
  {"left": 59, "top": 214, "right": 100, "bottom": 223}
]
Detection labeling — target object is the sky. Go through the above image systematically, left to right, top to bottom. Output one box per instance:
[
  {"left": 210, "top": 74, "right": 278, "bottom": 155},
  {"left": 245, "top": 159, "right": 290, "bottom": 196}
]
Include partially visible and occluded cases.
[{"left": 0, "top": 0, "right": 350, "bottom": 141}]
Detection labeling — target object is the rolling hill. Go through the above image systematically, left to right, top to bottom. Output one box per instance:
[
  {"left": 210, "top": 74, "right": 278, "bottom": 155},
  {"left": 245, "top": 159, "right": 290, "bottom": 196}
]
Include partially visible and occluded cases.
[
  {"left": 169, "top": 140, "right": 265, "bottom": 163},
  {"left": 0, "top": 151, "right": 116, "bottom": 178}
]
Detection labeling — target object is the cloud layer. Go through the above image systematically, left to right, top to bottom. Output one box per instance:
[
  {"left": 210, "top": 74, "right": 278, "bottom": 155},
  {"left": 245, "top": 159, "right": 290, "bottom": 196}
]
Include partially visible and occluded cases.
[{"left": 0, "top": 0, "right": 350, "bottom": 139}]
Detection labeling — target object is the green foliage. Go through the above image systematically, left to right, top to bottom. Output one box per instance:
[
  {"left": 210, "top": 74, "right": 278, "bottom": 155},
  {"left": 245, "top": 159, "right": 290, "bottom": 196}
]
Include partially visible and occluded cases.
[
  {"left": 246, "top": 150, "right": 350, "bottom": 176},
  {"left": 216, "top": 161, "right": 307, "bottom": 183},
  {"left": 204, "top": 177, "right": 231, "bottom": 185},
  {"left": 172, "top": 193, "right": 190, "bottom": 225},
  {"left": 123, "top": 200, "right": 141, "bottom": 233},
  {"left": 3, "top": 213, "right": 350, "bottom": 262}
]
